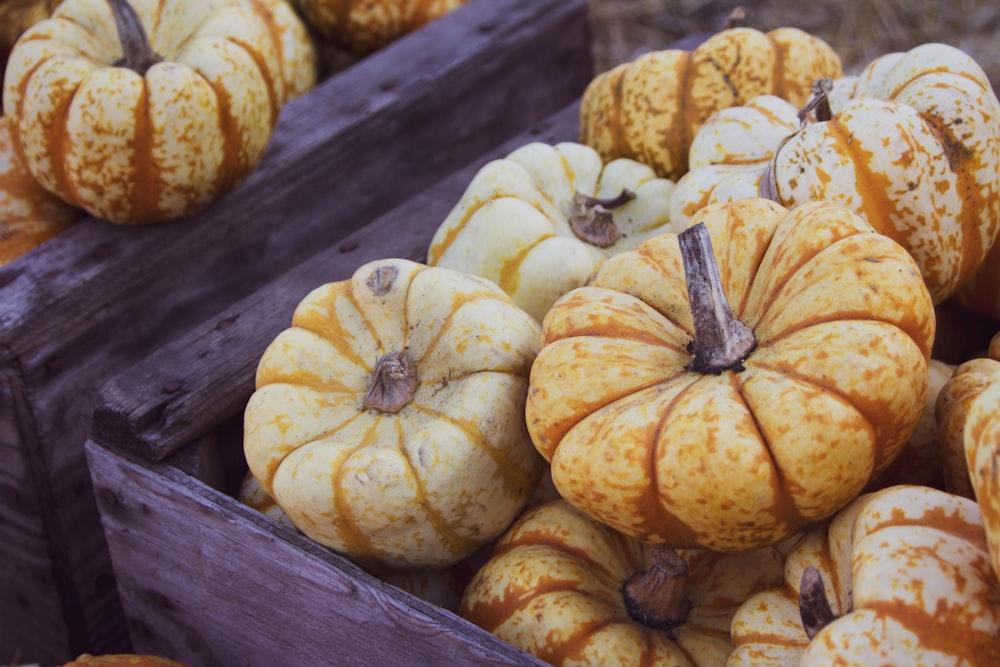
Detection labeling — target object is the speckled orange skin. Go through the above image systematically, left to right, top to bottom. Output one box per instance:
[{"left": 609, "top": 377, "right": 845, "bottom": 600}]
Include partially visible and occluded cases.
[
  {"left": 2, "top": 0, "right": 288, "bottom": 224},
  {"left": 294, "top": 0, "right": 469, "bottom": 55},
  {"left": 579, "top": 26, "right": 842, "bottom": 182},
  {"left": 772, "top": 43, "right": 1000, "bottom": 305},
  {"left": 0, "top": 114, "right": 81, "bottom": 264},
  {"left": 526, "top": 198, "right": 935, "bottom": 552},
  {"left": 244, "top": 258, "right": 545, "bottom": 570},
  {"left": 936, "top": 356, "right": 1000, "bottom": 498},
  {"left": 964, "top": 364, "right": 1000, "bottom": 585},
  {"left": 729, "top": 485, "right": 1000, "bottom": 667},
  {"left": 460, "top": 499, "right": 795, "bottom": 667},
  {"left": 61, "top": 654, "right": 189, "bottom": 667}
]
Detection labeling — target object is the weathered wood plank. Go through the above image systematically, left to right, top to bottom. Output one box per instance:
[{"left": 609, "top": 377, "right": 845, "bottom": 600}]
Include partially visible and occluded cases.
[
  {"left": 0, "top": 0, "right": 593, "bottom": 662},
  {"left": 93, "top": 102, "right": 580, "bottom": 462},
  {"left": 86, "top": 439, "right": 547, "bottom": 667}
]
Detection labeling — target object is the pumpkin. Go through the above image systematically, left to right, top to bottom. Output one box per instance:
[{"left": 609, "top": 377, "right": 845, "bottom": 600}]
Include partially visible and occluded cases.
[
  {"left": 0, "top": 0, "right": 61, "bottom": 107},
  {"left": 3, "top": 0, "right": 288, "bottom": 224},
  {"left": 242, "top": 0, "right": 319, "bottom": 102},
  {"left": 292, "top": 0, "right": 469, "bottom": 56},
  {"left": 578, "top": 13, "right": 842, "bottom": 182},
  {"left": 673, "top": 43, "right": 1000, "bottom": 305},
  {"left": 0, "top": 114, "right": 83, "bottom": 265},
  {"left": 426, "top": 141, "right": 679, "bottom": 322},
  {"left": 525, "top": 198, "right": 935, "bottom": 552},
  {"left": 243, "top": 258, "right": 545, "bottom": 570},
  {"left": 962, "top": 347, "right": 1000, "bottom": 583},
  {"left": 935, "top": 348, "right": 1000, "bottom": 498},
  {"left": 865, "top": 358, "right": 954, "bottom": 492},
  {"left": 237, "top": 470, "right": 297, "bottom": 529},
  {"left": 728, "top": 484, "right": 1000, "bottom": 666},
  {"left": 460, "top": 499, "right": 797, "bottom": 667},
  {"left": 61, "top": 655, "right": 189, "bottom": 667}
]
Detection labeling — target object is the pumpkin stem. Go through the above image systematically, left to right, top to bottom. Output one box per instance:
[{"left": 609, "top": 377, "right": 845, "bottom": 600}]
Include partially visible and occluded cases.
[
  {"left": 108, "top": 0, "right": 162, "bottom": 75},
  {"left": 723, "top": 6, "right": 748, "bottom": 29},
  {"left": 759, "top": 78, "right": 834, "bottom": 203},
  {"left": 797, "top": 78, "right": 834, "bottom": 125},
  {"left": 569, "top": 189, "right": 635, "bottom": 248},
  {"left": 678, "top": 222, "right": 756, "bottom": 374},
  {"left": 363, "top": 351, "right": 418, "bottom": 413},
  {"left": 623, "top": 546, "right": 691, "bottom": 632},
  {"left": 799, "top": 566, "right": 837, "bottom": 640}
]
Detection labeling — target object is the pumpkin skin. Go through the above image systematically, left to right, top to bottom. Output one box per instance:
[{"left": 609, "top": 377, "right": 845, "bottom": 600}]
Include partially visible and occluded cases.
[
  {"left": 0, "top": 0, "right": 61, "bottom": 106},
  {"left": 3, "top": 0, "right": 286, "bottom": 224},
  {"left": 243, "top": 0, "right": 319, "bottom": 102},
  {"left": 293, "top": 0, "right": 469, "bottom": 56},
  {"left": 579, "top": 24, "right": 841, "bottom": 182},
  {"left": 672, "top": 43, "right": 1000, "bottom": 305},
  {"left": 0, "top": 115, "right": 82, "bottom": 265},
  {"left": 426, "top": 141, "right": 679, "bottom": 322},
  {"left": 525, "top": 198, "right": 935, "bottom": 552},
  {"left": 243, "top": 258, "right": 545, "bottom": 570},
  {"left": 935, "top": 353, "right": 1000, "bottom": 498},
  {"left": 964, "top": 357, "right": 1000, "bottom": 583},
  {"left": 865, "top": 358, "right": 954, "bottom": 491},
  {"left": 728, "top": 485, "right": 1000, "bottom": 666},
  {"left": 460, "top": 499, "right": 796, "bottom": 667},
  {"left": 61, "top": 655, "right": 189, "bottom": 667}
]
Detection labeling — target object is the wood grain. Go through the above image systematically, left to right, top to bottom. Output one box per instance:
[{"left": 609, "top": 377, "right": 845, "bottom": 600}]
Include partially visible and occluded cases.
[
  {"left": 0, "top": 0, "right": 593, "bottom": 662},
  {"left": 86, "top": 439, "right": 547, "bottom": 666}
]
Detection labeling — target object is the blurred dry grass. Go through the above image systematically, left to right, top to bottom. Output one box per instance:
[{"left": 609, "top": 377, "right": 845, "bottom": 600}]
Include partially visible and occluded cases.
[{"left": 587, "top": 0, "right": 1000, "bottom": 85}]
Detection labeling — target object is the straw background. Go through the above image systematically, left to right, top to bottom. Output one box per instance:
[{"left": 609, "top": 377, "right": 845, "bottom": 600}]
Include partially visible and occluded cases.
[{"left": 587, "top": 0, "right": 1000, "bottom": 85}]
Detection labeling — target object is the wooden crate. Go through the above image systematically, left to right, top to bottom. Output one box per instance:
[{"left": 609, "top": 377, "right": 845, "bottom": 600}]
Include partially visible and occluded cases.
[
  {"left": 0, "top": 1, "right": 593, "bottom": 662},
  {"left": 86, "top": 103, "right": 579, "bottom": 666}
]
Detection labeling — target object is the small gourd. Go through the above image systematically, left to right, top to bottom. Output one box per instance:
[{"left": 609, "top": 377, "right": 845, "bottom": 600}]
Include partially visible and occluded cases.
[
  {"left": 3, "top": 0, "right": 290, "bottom": 223},
  {"left": 579, "top": 11, "right": 841, "bottom": 181},
  {"left": 427, "top": 141, "right": 678, "bottom": 322},
  {"left": 526, "top": 198, "right": 935, "bottom": 551},
  {"left": 244, "top": 258, "right": 545, "bottom": 570},
  {"left": 729, "top": 485, "right": 1000, "bottom": 666},
  {"left": 460, "top": 499, "right": 796, "bottom": 667}
]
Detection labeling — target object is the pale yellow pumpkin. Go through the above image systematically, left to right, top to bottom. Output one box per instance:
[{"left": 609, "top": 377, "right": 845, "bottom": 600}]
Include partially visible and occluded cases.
[
  {"left": 3, "top": 0, "right": 286, "bottom": 223},
  {"left": 579, "top": 21, "right": 841, "bottom": 181},
  {"left": 0, "top": 115, "right": 82, "bottom": 265},
  {"left": 426, "top": 141, "right": 678, "bottom": 322},
  {"left": 526, "top": 198, "right": 935, "bottom": 552},
  {"left": 244, "top": 258, "right": 545, "bottom": 570},
  {"left": 729, "top": 485, "right": 1000, "bottom": 666},
  {"left": 460, "top": 499, "right": 797, "bottom": 667}
]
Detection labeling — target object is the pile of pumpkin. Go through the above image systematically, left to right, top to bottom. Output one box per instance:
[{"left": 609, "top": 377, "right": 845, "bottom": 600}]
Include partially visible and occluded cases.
[
  {"left": 0, "top": 0, "right": 468, "bottom": 264},
  {"left": 238, "top": 13, "right": 1000, "bottom": 667}
]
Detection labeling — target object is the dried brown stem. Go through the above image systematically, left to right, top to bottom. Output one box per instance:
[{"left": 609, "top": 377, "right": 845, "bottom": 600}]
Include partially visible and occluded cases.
[
  {"left": 109, "top": 0, "right": 162, "bottom": 75},
  {"left": 569, "top": 189, "right": 635, "bottom": 248},
  {"left": 678, "top": 222, "right": 755, "bottom": 374},
  {"left": 363, "top": 351, "right": 418, "bottom": 413},
  {"left": 623, "top": 546, "right": 691, "bottom": 631},
  {"left": 799, "top": 565, "right": 837, "bottom": 640}
]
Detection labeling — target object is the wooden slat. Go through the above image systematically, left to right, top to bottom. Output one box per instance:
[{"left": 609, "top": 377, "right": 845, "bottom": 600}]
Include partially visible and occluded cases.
[
  {"left": 0, "top": 0, "right": 593, "bottom": 662},
  {"left": 94, "top": 102, "right": 579, "bottom": 462},
  {"left": 86, "top": 439, "right": 547, "bottom": 667}
]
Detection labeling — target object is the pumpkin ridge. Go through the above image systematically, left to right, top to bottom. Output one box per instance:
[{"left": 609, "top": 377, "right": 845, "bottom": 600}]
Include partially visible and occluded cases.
[
  {"left": 217, "top": 31, "right": 281, "bottom": 127},
  {"left": 42, "top": 78, "right": 82, "bottom": 207},
  {"left": 497, "top": 233, "right": 556, "bottom": 297},
  {"left": 405, "top": 384, "right": 535, "bottom": 501},
  {"left": 395, "top": 427, "right": 484, "bottom": 560}
]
